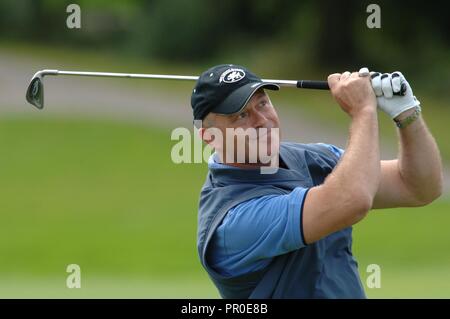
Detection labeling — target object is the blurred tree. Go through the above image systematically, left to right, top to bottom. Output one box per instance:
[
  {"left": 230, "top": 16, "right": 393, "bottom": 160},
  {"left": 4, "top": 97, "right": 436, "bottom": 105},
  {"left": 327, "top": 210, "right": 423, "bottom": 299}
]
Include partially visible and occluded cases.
[
  {"left": 0, "top": 0, "right": 447, "bottom": 94},
  {"left": 315, "top": 0, "right": 360, "bottom": 69}
]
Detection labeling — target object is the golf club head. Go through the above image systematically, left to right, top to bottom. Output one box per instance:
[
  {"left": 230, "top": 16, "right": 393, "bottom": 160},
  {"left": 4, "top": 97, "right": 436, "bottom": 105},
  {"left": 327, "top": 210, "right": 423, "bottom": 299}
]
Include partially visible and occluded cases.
[
  {"left": 26, "top": 70, "right": 59, "bottom": 109},
  {"left": 26, "top": 75, "right": 44, "bottom": 109}
]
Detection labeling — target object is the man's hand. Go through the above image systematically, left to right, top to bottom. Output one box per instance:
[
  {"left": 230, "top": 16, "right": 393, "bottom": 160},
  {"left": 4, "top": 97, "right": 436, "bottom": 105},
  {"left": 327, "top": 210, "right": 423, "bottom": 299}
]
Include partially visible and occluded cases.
[
  {"left": 328, "top": 70, "right": 377, "bottom": 118},
  {"left": 371, "top": 71, "right": 420, "bottom": 119}
]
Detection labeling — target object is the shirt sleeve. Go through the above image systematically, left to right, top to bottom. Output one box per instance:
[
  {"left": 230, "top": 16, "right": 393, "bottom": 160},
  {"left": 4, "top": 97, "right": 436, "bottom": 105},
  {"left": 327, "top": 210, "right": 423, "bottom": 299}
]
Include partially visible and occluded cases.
[
  {"left": 316, "top": 143, "right": 345, "bottom": 160},
  {"left": 208, "top": 186, "right": 309, "bottom": 277}
]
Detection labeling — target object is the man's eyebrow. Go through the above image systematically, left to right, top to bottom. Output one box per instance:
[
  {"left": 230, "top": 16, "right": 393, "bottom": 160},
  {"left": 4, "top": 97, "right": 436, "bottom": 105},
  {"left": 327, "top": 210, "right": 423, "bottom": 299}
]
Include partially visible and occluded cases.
[
  {"left": 251, "top": 92, "right": 267, "bottom": 101},
  {"left": 234, "top": 93, "right": 268, "bottom": 117},
  {"left": 255, "top": 94, "right": 269, "bottom": 102}
]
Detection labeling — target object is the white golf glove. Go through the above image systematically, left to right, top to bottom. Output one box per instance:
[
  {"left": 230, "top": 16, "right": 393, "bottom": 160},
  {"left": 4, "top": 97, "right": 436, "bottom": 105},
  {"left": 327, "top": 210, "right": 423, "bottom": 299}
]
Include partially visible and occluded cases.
[{"left": 370, "top": 71, "right": 420, "bottom": 119}]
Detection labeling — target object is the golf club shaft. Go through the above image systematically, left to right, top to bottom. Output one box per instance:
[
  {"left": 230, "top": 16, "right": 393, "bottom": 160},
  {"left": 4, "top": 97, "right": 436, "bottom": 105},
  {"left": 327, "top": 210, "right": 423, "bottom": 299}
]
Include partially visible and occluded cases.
[
  {"left": 26, "top": 69, "right": 407, "bottom": 110},
  {"left": 41, "top": 69, "right": 330, "bottom": 90}
]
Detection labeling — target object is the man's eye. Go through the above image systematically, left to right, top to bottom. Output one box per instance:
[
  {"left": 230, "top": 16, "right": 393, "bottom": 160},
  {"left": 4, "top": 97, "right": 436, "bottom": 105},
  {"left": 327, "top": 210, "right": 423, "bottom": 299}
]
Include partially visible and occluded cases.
[
  {"left": 259, "top": 100, "right": 268, "bottom": 108},
  {"left": 238, "top": 112, "right": 248, "bottom": 119}
]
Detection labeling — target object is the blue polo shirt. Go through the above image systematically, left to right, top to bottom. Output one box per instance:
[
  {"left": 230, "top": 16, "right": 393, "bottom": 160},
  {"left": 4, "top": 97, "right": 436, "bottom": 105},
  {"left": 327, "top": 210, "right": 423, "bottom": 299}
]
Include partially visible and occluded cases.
[{"left": 208, "top": 143, "right": 344, "bottom": 277}]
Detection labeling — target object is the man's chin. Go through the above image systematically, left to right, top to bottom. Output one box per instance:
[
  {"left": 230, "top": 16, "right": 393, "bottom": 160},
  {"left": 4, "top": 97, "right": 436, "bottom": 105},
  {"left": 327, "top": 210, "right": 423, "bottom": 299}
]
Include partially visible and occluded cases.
[
  {"left": 260, "top": 131, "right": 279, "bottom": 150},
  {"left": 255, "top": 138, "right": 280, "bottom": 164}
]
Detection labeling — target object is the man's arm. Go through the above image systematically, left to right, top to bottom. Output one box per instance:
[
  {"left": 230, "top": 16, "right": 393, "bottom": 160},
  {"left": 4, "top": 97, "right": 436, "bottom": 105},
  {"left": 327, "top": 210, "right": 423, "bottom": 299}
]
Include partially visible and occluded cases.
[
  {"left": 302, "top": 71, "right": 381, "bottom": 244},
  {"left": 369, "top": 71, "right": 443, "bottom": 208},
  {"left": 373, "top": 111, "right": 443, "bottom": 208}
]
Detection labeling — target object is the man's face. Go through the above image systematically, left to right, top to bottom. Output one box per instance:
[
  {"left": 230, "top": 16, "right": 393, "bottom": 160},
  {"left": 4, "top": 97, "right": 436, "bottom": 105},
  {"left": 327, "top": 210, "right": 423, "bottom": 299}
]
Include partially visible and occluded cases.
[{"left": 201, "top": 89, "right": 281, "bottom": 165}]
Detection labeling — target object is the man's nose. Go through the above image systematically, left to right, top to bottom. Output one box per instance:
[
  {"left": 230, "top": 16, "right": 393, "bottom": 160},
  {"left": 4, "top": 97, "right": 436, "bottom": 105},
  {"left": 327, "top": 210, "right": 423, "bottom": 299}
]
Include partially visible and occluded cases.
[{"left": 252, "top": 110, "right": 268, "bottom": 128}]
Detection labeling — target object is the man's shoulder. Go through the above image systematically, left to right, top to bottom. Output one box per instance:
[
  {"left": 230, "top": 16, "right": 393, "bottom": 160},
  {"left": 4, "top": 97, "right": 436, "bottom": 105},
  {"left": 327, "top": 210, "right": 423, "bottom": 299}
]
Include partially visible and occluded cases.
[{"left": 281, "top": 141, "right": 344, "bottom": 160}]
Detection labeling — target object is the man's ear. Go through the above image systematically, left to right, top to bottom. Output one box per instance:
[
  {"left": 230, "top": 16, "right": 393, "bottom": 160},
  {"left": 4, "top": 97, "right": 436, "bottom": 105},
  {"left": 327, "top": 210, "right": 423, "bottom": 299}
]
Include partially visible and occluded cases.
[
  {"left": 198, "top": 126, "right": 223, "bottom": 150},
  {"left": 198, "top": 127, "right": 212, "bottom": 145}
]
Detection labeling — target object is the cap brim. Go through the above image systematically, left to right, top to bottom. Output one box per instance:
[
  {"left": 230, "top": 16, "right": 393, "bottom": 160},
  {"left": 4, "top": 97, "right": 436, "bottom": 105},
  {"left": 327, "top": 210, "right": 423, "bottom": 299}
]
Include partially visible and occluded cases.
[{"left": 212, "top": 82, "right": 279, "bottom": 116}]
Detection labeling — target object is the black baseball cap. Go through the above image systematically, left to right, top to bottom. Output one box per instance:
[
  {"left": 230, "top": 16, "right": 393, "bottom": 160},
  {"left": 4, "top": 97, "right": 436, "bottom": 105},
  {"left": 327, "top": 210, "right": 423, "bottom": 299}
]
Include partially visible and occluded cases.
[{"left": 191, "top": 64, "right": 279, "bottom": 120}]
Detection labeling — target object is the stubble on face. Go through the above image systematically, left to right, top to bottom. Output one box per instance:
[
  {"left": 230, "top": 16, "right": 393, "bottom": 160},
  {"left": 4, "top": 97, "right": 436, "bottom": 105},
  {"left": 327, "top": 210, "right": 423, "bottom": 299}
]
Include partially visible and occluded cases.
[{"left": 201, "top": 89, "right": 281, "bottom": 167}]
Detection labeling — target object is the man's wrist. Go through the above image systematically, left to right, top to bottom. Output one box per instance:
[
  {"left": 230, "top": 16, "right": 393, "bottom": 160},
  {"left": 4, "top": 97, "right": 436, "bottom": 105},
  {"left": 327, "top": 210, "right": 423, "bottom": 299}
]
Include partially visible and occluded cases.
[
  {"left": 393, "top": 106, "right": 422, "bottom": 129},
  {"left": 352, "top": 107, "right": 377, "bottom": 119},
  {"left": 394, "top": 107, "right": 416, "bottom": 121}
]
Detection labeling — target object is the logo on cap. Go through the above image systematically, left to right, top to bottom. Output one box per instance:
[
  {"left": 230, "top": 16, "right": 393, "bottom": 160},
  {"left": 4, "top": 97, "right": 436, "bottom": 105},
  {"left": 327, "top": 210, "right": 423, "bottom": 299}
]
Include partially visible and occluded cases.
[{"left": 219, "top": 68, "right": 246, "bottom": 84}]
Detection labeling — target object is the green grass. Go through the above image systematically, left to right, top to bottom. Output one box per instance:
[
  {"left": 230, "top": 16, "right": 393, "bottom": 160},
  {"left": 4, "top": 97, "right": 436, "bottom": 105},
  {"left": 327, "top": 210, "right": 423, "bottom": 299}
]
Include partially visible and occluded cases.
[
  {"left": 0, "top": 40, "right": 199, "bottom": 95},
  {"left": 0, "top": 116, "right": 448, "bottom": 298},
  {"left": 0, "top": 116, "right": 216, "bottom": 297},
  {"left": 354, "top": 200, "right": 450, "bottom": 298},
  {"left": 0, "top": 276, "right": 219, "bottom": 299}
]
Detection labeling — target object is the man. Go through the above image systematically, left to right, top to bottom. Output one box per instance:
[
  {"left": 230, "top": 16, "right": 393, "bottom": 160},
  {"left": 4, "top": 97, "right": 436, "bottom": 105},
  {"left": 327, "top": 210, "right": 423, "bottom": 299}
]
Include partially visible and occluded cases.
[{"left": 191, "top": 64, "right": 442, "bottom": 298}]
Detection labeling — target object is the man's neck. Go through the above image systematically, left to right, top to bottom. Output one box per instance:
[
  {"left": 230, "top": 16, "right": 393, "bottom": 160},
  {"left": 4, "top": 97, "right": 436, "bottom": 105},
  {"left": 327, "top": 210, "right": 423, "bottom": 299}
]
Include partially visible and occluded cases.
[{"left": 215, "top": 154, "right": 287, "bottom": 169}]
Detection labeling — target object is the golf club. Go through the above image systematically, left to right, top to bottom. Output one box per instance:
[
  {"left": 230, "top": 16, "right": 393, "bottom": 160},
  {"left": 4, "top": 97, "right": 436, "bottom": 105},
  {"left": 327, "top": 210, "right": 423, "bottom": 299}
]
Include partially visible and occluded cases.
[{"left": 25, "top": 69, "right": 406, "bottom": 109}]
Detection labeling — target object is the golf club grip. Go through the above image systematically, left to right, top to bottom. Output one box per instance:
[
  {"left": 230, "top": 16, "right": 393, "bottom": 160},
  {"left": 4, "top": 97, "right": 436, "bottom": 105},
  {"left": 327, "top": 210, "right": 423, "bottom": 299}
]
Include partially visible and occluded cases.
[
  {"left": 296, "top": 80, "right": 407, "bottom": 96},
  {"left": 296, "top": 80, "right": 329, "bottom": 90}
]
